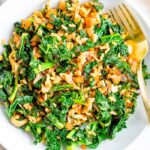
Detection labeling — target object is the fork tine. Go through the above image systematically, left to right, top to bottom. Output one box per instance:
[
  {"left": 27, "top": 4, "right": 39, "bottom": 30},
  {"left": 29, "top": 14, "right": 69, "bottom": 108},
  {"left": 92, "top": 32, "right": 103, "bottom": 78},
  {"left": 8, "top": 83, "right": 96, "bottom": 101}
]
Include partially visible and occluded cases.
[
  {"left": 122, "top": 3, "right": 143, "bottom": 33},
  {"left": 119, "top": 4, "right": 137, "bottom": 31},
  {"left": 114, "top": 6, "right": 134, "bottom": 38},
  {"left": 109, "top": 9, "right": 127, "bottom": 33},
  {"left": 108, "top": 10, "right": 115, "bottom": 22}
]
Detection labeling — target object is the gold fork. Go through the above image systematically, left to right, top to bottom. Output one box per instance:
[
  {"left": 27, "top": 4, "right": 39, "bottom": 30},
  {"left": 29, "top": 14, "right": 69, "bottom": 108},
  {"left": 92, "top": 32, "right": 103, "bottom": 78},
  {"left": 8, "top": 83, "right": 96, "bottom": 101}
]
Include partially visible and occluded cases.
[{"left": 109, "top": 3, "right": 150, "bottom": 123}]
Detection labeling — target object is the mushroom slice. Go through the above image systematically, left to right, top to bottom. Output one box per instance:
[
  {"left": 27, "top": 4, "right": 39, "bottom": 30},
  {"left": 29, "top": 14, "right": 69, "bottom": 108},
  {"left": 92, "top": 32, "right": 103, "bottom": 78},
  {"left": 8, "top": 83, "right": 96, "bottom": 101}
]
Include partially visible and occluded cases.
[{"left": 11, "top": 117, "right": 28, "bottom": 127}]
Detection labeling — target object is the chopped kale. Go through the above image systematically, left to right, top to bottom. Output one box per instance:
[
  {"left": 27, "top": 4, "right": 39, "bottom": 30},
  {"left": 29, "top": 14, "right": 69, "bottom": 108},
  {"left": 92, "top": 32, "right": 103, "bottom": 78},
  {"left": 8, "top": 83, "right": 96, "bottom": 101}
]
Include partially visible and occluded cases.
[
  {"left": 111, "top": 24, "right": 123, "bottom": 34},
  {"left": 78, "top": 30, "right": 88, "bottom": 38},
  {"left": 100, "top": 34, "right": 123, "bottom": 44},
  {"left": 39, "top": 35, "right": 72, "bottom": 63},
  {"left": 84, "top": 61, "right": 97, "bottom": 78},
  {"left": 142, "top": 61, "right": 150, "bottom": 80},
  {"left": 0, "top": 71, "right": 13, "bottom": 89},
  {"left": 0, "top": 89, "right": 7, "bottom": 101},
  {"left": 8, "top": 95, "right": 33, "bottom": 117}
]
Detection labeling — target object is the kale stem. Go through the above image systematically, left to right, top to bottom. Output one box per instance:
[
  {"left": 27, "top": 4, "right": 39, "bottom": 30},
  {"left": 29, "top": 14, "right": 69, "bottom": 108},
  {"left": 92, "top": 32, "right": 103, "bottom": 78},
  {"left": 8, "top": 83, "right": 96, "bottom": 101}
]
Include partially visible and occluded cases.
[
  {"left": 34, "top": 62, "right": 54, "bottom": 74},
  {"left": 8, "top": 78, "right": 18, "bottom": 103},
  {"left": 66, "top": 129, "right": 76, "bottom": 139},
  {"left": 66, "top": 144, "right": 76, "bottom": 150}
]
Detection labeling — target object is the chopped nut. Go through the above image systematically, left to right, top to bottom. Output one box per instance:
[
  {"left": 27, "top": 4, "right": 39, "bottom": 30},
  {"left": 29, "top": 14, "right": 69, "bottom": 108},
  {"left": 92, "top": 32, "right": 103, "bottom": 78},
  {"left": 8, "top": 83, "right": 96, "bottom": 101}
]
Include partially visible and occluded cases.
[
  {"left": 73, "top": 76, "right": 84, "bottom": 83},
  {"left": 109, "top": 96, "right": 116, "bottom": 102},
  {"left": 23, "top": 103, "right": 33, "bottom": 111},
  {"left": 110, "top": 111, "right": 117, "bottom": 115},
  {"left": 11, "top": 117, "right": 28, "bottom": 127},
  {"left": 66, "top": 122, "right": 74, "bottom": 131}
]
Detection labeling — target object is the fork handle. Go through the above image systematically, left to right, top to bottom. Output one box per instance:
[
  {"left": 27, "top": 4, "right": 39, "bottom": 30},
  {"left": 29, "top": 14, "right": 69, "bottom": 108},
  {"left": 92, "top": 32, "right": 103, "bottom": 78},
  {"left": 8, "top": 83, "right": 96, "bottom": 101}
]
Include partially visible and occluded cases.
[{"left": 137, "top": 62, "right": 150, "bottom": 124}]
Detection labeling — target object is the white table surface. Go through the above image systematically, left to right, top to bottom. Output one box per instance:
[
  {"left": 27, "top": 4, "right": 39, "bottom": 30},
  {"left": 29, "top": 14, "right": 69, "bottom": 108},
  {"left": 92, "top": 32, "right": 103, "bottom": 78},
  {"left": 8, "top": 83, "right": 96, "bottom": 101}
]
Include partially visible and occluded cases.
[{"left": 0, "top": 0, "right": 150, "bottom": 150}]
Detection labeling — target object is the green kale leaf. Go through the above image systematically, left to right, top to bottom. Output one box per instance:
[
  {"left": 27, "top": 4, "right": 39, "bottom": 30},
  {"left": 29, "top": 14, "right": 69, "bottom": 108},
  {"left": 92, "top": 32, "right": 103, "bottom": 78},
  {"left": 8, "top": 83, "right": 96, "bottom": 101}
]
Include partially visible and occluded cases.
[
  {"left": 111, "top": 24, "right": 123, "bottom": 34},
  {"left": 100, "top": 34, "right": 123, "bottom": 44},
  {"left": 39, "top": 35, "right": 72, "bottom": 63},
  {"left": 103, "top": 56, "right": 131, "bottom": 73},
  {"left": 84, "top": 61, "right": 97, "bottom": 78},
  {"left": 142, "top": 61, "right": 150, "bottom": 80},
  {"left": 0, "top": 71, "right": 13, "bottom": 89},
  {"left": 51, "top": 84, "right": 73, "bottom": 91},
  {"left": 0, "top": 89, "right": 7, "bottom": 101},
  {"left": 8, "top": 95, "right": 33, "bottom": 117},
  {"left": 47, "top": 113, "right": 64, "bottom": 129},
  {"left": 110, "top": 115, "right": 128, "bottom": 138},
  {"left": 25, "top": 123, "right": 45, "bottom": 144},
  {"left": 46, "top": 129, "right": 68, "bottom": 150}
]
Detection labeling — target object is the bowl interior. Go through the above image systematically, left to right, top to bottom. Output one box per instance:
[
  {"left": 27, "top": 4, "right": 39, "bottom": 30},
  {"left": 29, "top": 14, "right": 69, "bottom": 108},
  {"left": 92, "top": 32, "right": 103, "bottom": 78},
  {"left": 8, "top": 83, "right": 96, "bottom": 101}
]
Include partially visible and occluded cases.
[{"left": 0, "top": 0, "right": 149, "bottom": 150}]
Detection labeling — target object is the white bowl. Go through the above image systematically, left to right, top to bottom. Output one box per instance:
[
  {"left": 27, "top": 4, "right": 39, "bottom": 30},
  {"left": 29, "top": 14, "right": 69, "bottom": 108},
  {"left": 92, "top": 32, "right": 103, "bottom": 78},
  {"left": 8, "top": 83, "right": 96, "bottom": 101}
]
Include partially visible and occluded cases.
[{"left": 0, "top": 0, "right": 149, "bottom": 150}]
